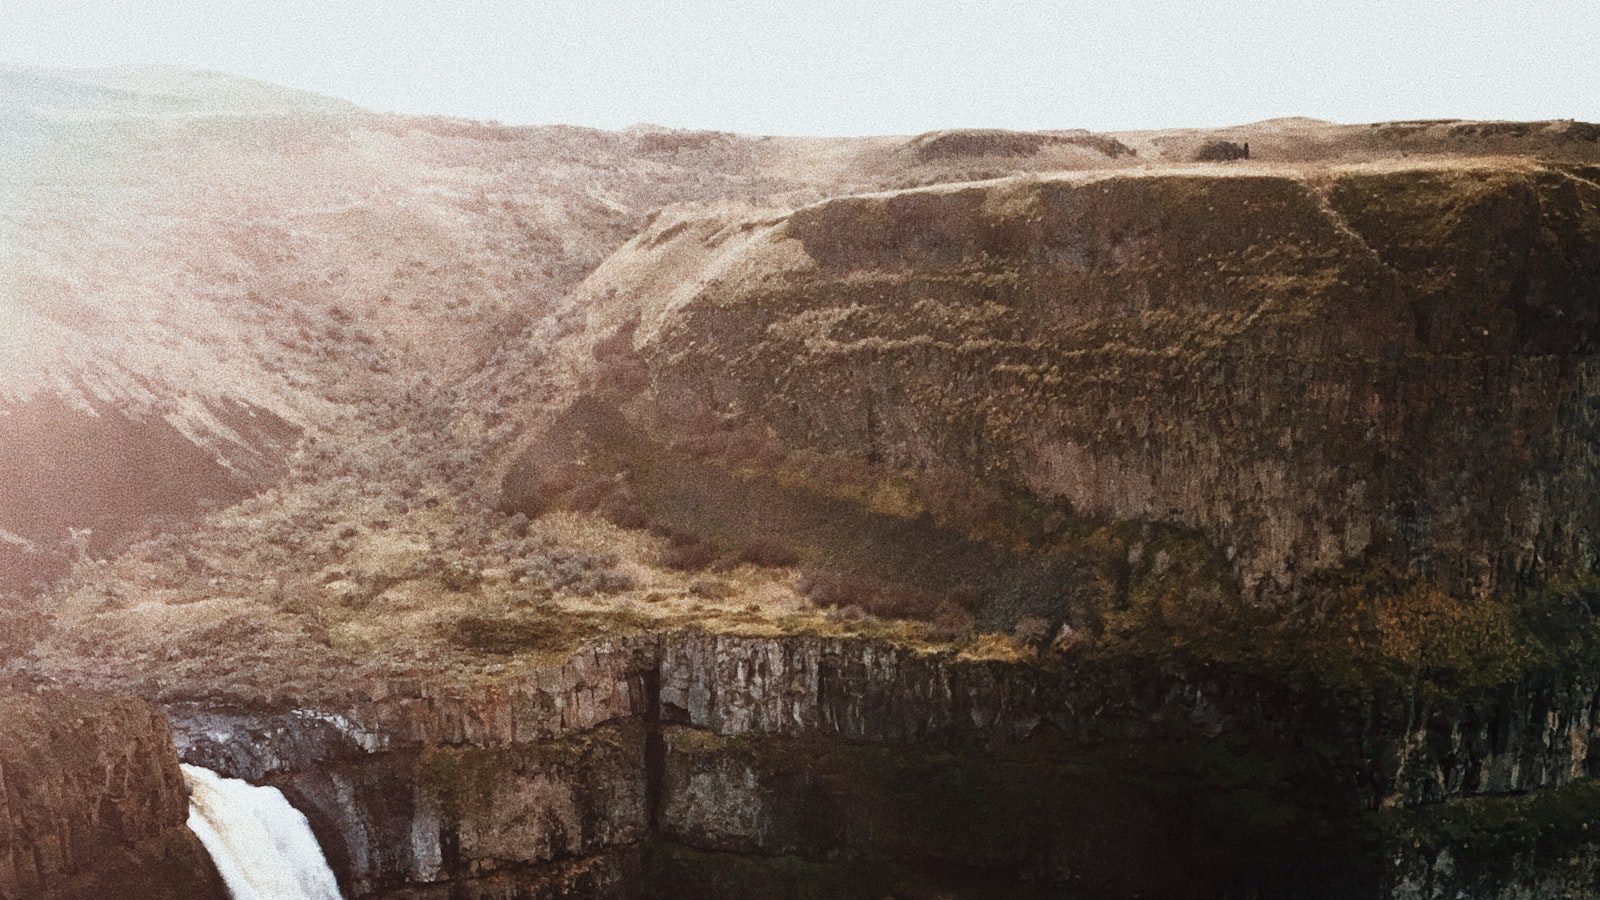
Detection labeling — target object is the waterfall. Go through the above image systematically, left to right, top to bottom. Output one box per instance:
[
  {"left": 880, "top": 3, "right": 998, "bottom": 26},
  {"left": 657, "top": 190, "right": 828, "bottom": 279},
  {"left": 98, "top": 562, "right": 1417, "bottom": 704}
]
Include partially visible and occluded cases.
[{"left": 182, "top": 763, "right": 344, "bottom": 900}]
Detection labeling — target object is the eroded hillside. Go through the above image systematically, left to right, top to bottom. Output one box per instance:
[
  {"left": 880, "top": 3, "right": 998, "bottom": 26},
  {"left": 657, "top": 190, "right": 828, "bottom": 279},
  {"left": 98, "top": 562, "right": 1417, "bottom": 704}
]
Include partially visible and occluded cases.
[
  {"left": 9, "top": 65, "right": 1600, "bottom": 706},
  {"left": 8, "top": 66, "right": 1600, "bottom": 899},
  {"left": 5, "top": 67, "right": 1597, "bottom": 603},
  {"left": 536, "top": 161, "right": 1600, "bottom": 600}
]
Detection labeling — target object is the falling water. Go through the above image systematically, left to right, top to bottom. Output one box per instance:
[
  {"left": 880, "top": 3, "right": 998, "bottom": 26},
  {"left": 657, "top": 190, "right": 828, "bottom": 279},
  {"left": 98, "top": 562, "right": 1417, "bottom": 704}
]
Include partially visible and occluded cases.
[{"left": 182, "top": 763, "right": 343, "bottom": 900}]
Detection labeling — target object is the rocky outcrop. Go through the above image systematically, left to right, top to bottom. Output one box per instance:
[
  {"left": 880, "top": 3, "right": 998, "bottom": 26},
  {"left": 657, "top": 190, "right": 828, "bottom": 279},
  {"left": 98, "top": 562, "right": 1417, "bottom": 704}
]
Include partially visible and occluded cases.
[
  {"left": 14, "top": 84, "right": 1600, "bottom": 897},
  {"left": 459, "top": 157, "right": 1600, "bottom": 896},
  {"left": 445, "top": 159, "right": 1600, "bottom": 896},
  {"left": 592, "top": 163, "right": 1600, "bottom": 599},
  {"left": 164, "top": 632, "right": 1600, "bottom": 898},
  {"left": 659, "top": 633, "right": 1600, "bottom": 809},
  {"left": 170, "top": 640, "right": 660, "bottom": 781},
  {"left": 169, "top": 642, "right": 658, "bottom": 897},
  {"left": 1384, "top": 672, "right": 1600, "bottom": 804},
  {"left": 0, "top": 690, "right": 224, "bottom": 900},
  {"left": 268, "top": 725, "right": 649, "bottom": 897},
  {"left": 654, "top": 725, "right": 1357, "bottom": 898},
  {"left": 1389, "top": 846, "right": 1600, "bottom": 900},
  {"left": 375, "top": 849, "right": 643, "bottom": 900}
]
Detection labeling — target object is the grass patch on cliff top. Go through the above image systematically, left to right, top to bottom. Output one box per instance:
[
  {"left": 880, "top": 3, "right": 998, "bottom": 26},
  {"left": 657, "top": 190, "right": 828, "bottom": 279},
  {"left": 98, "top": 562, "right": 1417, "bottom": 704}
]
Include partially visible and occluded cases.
[{"left": 1259, "top": 572, "right": 1600, "bottom": 701}]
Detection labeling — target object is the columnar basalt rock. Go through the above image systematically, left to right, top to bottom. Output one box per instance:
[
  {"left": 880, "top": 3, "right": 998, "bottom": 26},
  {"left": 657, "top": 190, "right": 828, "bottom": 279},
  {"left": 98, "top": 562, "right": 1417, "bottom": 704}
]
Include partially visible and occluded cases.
[
  {"left": 12, "top": 81, "right": 1600, "bottom": 898},
  {"left": 617, "top": 165, "right": 1600, "bottom": 599},
  {"left": 161, "top": 633, "right": 1600, "bottom": 898}
]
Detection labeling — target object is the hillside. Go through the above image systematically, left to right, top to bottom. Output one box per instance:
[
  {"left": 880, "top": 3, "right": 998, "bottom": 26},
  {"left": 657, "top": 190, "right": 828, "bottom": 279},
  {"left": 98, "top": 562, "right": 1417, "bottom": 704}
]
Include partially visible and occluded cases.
[
  {"left": 10, "top": 64, "right": 1600, "bottom": 702},
  {"left": 0, "top": 66, "right": 838, "bottom": 595},
  {"left": 7, "top": 67, "right": 1600, "bottom": 899}
]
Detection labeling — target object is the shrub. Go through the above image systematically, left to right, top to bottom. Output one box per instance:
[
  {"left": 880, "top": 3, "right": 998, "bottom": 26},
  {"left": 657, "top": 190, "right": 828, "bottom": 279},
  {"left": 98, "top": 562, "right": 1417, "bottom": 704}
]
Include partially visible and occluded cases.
[
  {"left": 632, "top": 130, "right": 731, "bottom": 156},
  {"left": 1193, "top": 140, "right": 1249, "bottom": 162},
  {"left": 496, "top": 454, "right": 576, "bottom": 517},
  {"left": 916, "top": 466, "right": 1007, "bottom": 525},
  {"left": 567, "top": 471, "right": 648, "bottom": 529},
  {"left": 596, "top": 484, "right": 649, "bottom": 530},
  {"left": 660, "top": 531, "right": 717, "bottom": 572},
  {"left": 734, "top": 535, "right": 800, "bottom": 568},
  {"left": 511, "top": 546, "right": 633, "bottom": 596},
  {"left": 440, "top": 562, "right": 483, "bottom": 593},
  {"left": 797, "top": 568, "right": 948, "bottom": 622},
  {"left": 798, "top": 569, "right": 881, "bottom": 607},
  {"left": 592, "top": 570, "right": 637, "bottom": 594},
  {"left": 688, "top": 579, "right": 731, "bottom": 599},
  {"left": 925, "top": 600, "right": 977, "bottom": 642},
  {"left": 0, "top": 601, "right": 45, "bottom": 661},
  {"left": 451, "top": 613, "right": 575, "bottom": 655},
  {"left": 1012, "top": 614, "right": 1052, "bottom": 646}
]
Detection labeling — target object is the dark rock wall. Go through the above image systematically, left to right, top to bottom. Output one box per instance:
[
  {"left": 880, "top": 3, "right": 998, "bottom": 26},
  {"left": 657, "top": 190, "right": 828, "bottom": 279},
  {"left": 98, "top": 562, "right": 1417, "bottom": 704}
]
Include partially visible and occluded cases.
[
  {"left": 635, "top": 166, "right": 1600, "bottom": 598},
  {"left": 166, "top": 633, "right": 1600, "bottom": 898},
  {"left": 0, "top": 691, "right": 224, "bottom": 900},
  {"left": 265, "top": 726, "right": 649, "bottom": 897},
  {"left": 1388, "top": 844, "right": 1600, "bottom": 900}
]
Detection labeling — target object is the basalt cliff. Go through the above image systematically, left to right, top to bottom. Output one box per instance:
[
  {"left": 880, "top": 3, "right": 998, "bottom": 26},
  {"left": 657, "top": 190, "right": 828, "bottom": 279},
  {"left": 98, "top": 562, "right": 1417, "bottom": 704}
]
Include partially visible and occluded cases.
[
  {"left": 5, "top": 67, "right": 1600, "bottom": 898},
  {"left": 0, "top": 690, "right": 225, "bottom": 900}
]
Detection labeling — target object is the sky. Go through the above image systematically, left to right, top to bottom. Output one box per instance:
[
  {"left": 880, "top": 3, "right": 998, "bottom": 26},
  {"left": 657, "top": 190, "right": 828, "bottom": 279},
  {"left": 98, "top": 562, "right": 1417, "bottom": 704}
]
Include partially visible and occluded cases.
[{"left": 1, "top": 0, "right": 1597, "bottom": 135}]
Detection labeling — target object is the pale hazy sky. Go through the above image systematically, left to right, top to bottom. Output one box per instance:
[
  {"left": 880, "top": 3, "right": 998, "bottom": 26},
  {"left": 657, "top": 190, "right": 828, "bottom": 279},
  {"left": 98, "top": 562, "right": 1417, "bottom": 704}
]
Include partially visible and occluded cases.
[{"left": 2, "top": 0, "right": 1596, "bottom": 135}]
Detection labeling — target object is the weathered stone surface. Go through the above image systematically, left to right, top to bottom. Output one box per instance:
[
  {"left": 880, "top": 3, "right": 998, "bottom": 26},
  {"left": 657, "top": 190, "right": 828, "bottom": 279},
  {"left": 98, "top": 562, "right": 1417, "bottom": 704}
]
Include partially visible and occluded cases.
[
  {"left": 621, "top": 165, "right": 1600, "bottom": 599},
  {"left": 156, "top": 631, "right": 1600, "bottom": 898},
  {"left": 660, "top": 633, "right": 1600, "bottom": 808},
  {"left": 167, "top": 638, "right": 657, "bottom": 783},
  {"left": 354, "top": 640, "right": 657, "bottom": 750},
  {"left": 1383, "top": 674, "right": 1600, "bottom": 805},
  {"left": 0, "top": 690, "right": 224, "bottom": 900},
  {"left": 169, "top": 703, "right": 390, "bottom": 782},
  {"left": 263, "top": 722, "right": 649, "bottom": 897},
  {"left": 657, "top": 726, "right": 1359, "bottom": 898},
  {"left": 1387, "top": 846, "right": 1600, "bottom": 900},
  {"left": 372, "top": 848, "right": 644, "bottom": 900}
]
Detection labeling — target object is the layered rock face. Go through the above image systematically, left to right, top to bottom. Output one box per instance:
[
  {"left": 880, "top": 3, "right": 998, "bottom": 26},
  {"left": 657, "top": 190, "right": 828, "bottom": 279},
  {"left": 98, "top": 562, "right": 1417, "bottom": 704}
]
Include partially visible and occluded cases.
[
  {"left": 11, "top": 69, "right": 1600, "bottom": 896},
  {"left": 15, "top": 159, "right": 1599, "bottom": 900},
  {"left": 613, "top": 163, "right": 1600, "bottom": 598},
  {"left": 164, "top": 632, "right": 1600, "bottom": 898},
  {"left": 170, "top": 642, "right": 660, "bottom": 898},
  {"left": 0, "top": 691, "right": 224, "bottom": 900}
]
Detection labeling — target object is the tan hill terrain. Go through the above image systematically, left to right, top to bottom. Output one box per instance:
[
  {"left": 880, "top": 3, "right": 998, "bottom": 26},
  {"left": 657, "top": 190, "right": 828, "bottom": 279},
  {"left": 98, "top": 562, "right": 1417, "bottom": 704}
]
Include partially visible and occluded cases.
[{"left": 6, "top": 67, "right": 1600, "bottom": 899}]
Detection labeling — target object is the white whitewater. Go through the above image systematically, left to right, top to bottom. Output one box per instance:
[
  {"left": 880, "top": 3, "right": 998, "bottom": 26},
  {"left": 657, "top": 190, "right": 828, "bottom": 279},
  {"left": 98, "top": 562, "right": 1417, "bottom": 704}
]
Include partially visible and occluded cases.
[{"left": 182, "top": 763, "right": 344, "bottom": 900}]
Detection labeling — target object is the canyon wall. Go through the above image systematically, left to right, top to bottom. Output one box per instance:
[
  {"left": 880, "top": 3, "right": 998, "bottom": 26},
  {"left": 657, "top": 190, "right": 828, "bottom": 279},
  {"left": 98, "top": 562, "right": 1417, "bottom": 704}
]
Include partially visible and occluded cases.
[
  {"left": 10, "top": 77, "right": 1600, "bottom": 897},
  {"left": 604, "top": 163, "right": 1600, "bottom": 599},
  {"left": 168, "top": 633, "right": 1600, "bottom": 898},
  {"left": 0, "top": 690, "right": 224, "bottom": 900}
]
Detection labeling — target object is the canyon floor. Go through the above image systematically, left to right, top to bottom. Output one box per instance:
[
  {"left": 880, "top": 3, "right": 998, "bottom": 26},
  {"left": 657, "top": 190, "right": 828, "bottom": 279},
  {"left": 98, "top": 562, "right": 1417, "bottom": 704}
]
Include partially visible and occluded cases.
[{"left": 5, "top": 66, "right": 1600, "bottom": 898}]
